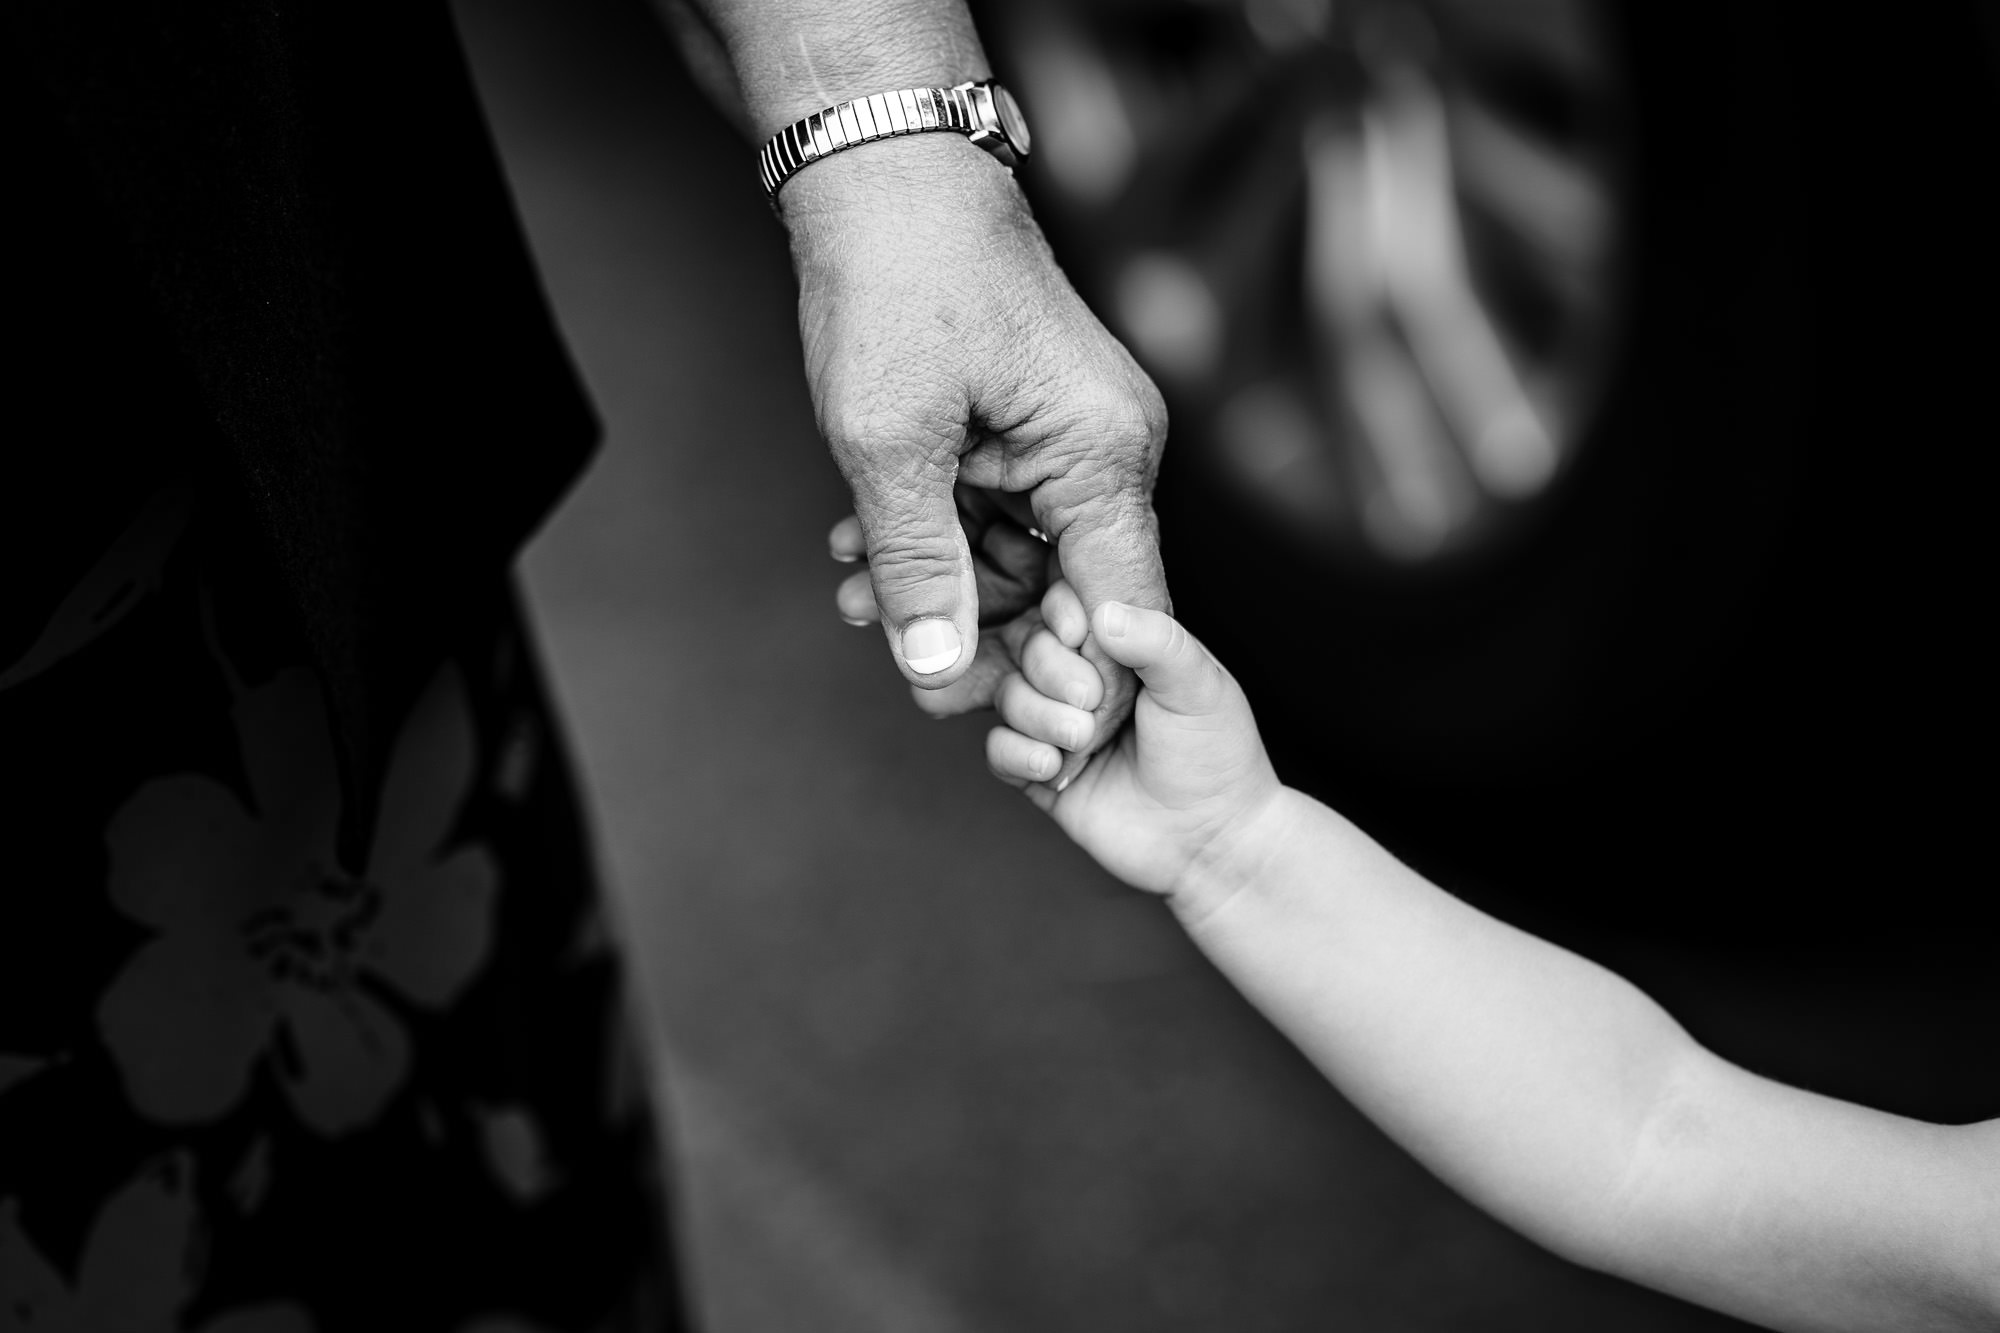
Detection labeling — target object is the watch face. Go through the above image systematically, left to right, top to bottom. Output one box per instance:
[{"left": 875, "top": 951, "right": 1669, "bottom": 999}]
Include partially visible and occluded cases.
[{"left": 994, "top": 85, "right": 1032, "bottom": 158}]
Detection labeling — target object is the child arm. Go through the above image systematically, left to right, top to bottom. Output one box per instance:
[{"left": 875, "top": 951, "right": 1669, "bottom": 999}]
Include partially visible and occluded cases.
[
  {"left": 989, "top": 593, "right": 2000, "bottom": 1332},
  {"left": 1189, "top": 796, "right": 2000, "bottom": 1332}
]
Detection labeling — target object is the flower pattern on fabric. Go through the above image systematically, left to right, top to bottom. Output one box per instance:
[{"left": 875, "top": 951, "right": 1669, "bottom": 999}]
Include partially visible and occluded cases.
[
  {"left": 0, "top": 486, "right": 192, "bottom": 694},
  {"left": 96, "top": 663, "right": 497, "bottom": 1136},
  {"left": 0, "top": 1152, "right": 311, "bottom": 1332}
]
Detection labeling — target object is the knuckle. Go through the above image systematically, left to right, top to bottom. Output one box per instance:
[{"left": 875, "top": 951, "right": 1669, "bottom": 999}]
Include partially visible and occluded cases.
[
  {"left": 1075, "top": 378, "right": 1167, "bottom": 459},
  {"left": 818, "top": 379, "right": 966, "bottom": 473},
  {"left": 815, "top": 387, "right": 878, "bottom": 459},
  {"left": 1043, "top": 432, "right": 1159, "bottom": 511},
  {"left": 1036, "top": 469, "right": 1129, "bottom": 533},
  {"left": 866, "top": 529, "right": 964, "bottom": 600},
  {"left": 1000, "top": 610, "right": 1045, "bottom": 660},
  {"left": 1026, "top": 634, "right": 1080, "bottom": 694},
  {"left": 1187, "top": 649, "right": 1225, "bottom": 708},
  {"left": 996, "top": 669, "right": 1030, "bottom": 708},
  {"left": 994, "top": 679, "right": 1033, "bottom": 729}
]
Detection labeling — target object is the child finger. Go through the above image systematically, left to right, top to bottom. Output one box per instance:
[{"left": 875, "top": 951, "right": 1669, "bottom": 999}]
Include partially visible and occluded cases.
[
  {"left": 828, "top": 514, "right": 866, "bottom": 562},
  {"left": 835, "top": 568, "right": 879, "bottom": 625},
  {"left": 1040, "top": 580, "right": 1089, "bottom": 649},
  {"left": 1090, "top": 602, "right": 1225, "bottom": 717},
  {"left": 997, "top": 604, "right": 1046, "bottom": 666},
  {"left": 1020, "top": 628, "right": 1103, "bottom": 713},
  {"left": 996, "top": 671, "right": 1096, "bottom": 753},
  {"left": 986, "top": 724, "right": 1063, "bottom": 785}
]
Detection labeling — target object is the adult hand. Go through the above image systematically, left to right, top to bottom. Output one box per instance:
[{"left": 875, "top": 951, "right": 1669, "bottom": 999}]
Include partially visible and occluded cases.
[
  {"left": 783, "top": 134, "right": 1169, "bottom": 779},
  {"left": 829, "top": 485, "right": 1056, "bottom": 634}
]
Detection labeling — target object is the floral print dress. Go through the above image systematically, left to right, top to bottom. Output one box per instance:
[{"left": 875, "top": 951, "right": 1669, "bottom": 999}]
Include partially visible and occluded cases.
[{"left": 0, "top": 481, "right": 682, "bottom": 1332}]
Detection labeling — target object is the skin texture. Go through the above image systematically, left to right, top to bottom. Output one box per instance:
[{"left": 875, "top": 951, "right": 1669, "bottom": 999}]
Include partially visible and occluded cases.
[
  {"left": 665, "top": 0, "right": 1169, "bottom": 780},
  {"left": 652, "top": 6, "right": 2000, "bottom": 1320},
  {"left": 985, "top": 591, "right": 2000, "bottom": 1333}
]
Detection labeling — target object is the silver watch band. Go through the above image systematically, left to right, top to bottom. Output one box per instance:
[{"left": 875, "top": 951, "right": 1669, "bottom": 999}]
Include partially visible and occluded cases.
[{"left": 758, "top": 81, "right": 1009, "bottom": 201}]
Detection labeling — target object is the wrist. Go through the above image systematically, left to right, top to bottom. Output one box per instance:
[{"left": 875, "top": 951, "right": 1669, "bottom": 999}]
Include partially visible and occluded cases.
[
  {"left": 694, "top": 1, "right": 990, "bottom": 140},
  {"left": 777, "top": 130, "right": 1024, "bottom": 223},
  {"left": 1166, "top": 785, "right": 1311, "bottom": 930}
]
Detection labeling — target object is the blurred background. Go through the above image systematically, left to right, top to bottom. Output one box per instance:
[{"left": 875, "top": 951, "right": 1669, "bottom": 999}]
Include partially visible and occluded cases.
[{"left": 455, "top": 1, "right": 1997, "bottom": 1329}]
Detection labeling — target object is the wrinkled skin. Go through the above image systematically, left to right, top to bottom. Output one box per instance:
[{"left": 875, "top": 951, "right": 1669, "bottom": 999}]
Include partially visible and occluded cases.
[{"left": 784, "top": 135, "right": 1169, "bottom": 782}]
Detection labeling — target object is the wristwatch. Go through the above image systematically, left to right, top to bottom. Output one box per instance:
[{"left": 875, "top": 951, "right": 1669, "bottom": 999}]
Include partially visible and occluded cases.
[{"left": 759, "top": 79, "right": 1033, "bottom": 202}]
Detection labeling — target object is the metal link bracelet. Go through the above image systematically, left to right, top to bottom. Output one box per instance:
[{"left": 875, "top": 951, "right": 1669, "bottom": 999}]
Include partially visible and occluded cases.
[{"left": 758, "top": 79, "right": 1032, "bottom": 203}]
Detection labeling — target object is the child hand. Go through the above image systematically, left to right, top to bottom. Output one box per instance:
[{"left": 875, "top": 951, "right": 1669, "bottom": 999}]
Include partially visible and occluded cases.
[
  {"left": 828, "top": 500, "right": 1109, "bottom": 788},
  {"left": 986, "top": 581, "right": 1285, "bottom": 916}
]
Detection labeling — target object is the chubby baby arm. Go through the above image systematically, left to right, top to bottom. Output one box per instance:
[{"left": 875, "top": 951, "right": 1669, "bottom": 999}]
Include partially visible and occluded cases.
[{"left": 985, "top": 583, "right": 1290, "bottom": 917}]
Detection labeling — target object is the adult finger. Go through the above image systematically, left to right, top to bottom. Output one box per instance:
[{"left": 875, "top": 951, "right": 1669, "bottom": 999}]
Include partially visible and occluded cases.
[
  {"left": 1026, "top": 422, "right": 1169, "bottom": 786},
  {"left": 835, "top": 434, "right": 977, "bottom": 687},
  {"left": 961, "top": 488, "right": 1056, "bottom": 626},
  {"left": 1045, "top": 490, "right": 1169, "bottom": 623},
  {"left": 835, "top": 510, "right": 1046, "bottom": 627},
  {"left": 828, "top": 514, "right": 866, "bottom": 563},
  {"left": 979, "top": 520, "right": 1053, "bottom": 593},
  {"left": 972, "top": 536, "right": 1045, "bottom": 627},
  {"left": 835, "top": 568, "right": 878, "bottom": 626}
]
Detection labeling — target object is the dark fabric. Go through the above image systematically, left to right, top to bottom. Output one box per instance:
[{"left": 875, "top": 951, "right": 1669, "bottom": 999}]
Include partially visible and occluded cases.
[
  {"left": 7, "top": 1, "right": 599, "bottom": 868},
  {"left": 0, "top": 478, "right": 683, "bottom": 1331}
]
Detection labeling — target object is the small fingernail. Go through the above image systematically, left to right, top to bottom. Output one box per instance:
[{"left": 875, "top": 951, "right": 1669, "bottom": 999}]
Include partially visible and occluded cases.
[
  {"left": 831, "top": 550, "right": 859, "bottom": 564},
  {"left": 1101, "top": 603, "right": 1130, "bottom": 637},
  {"left": 839, "top": 615, "right": 871, "bottom": 627},
  {"left": 901, "top": 619, "right": 962, "bottom": 675},
  {"left": 1066, "top": 683, "right": 1092, "bottom": 711},
  {"left": 1035, "top": 750, "right": 1056, "bottom": 779},
  {"left": 1055, "top": 773, "right": 1074, "bottom": 794}
]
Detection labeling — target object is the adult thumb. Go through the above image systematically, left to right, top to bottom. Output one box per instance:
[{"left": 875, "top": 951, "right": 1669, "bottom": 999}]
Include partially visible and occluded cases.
[{"left": 850, "top": 455, "right": 980, "bottom": 687}]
